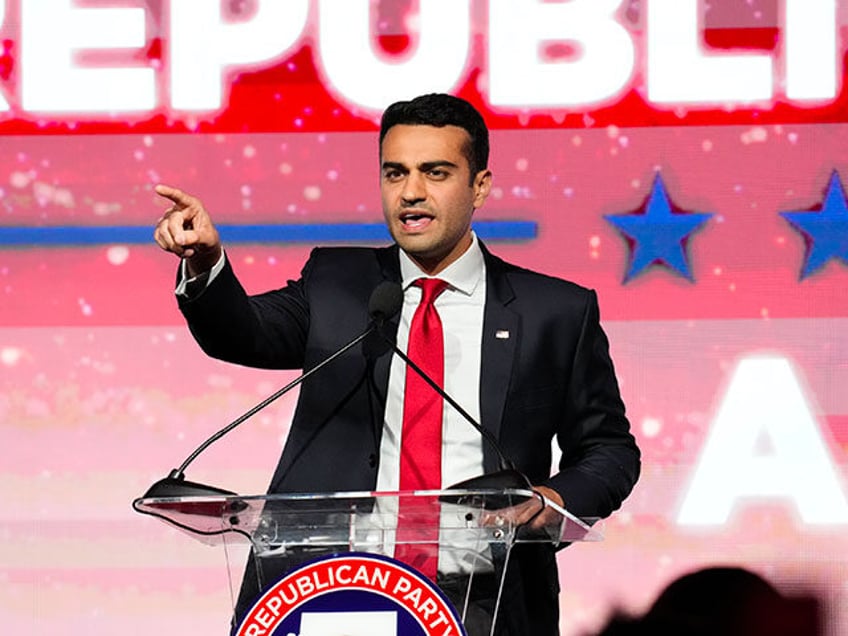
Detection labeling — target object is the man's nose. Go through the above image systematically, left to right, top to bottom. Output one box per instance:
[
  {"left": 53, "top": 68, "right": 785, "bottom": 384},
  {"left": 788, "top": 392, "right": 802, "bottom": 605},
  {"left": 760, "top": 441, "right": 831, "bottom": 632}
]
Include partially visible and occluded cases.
[{"left": 401, "top": 172, "right": 426, "bottom": 204}]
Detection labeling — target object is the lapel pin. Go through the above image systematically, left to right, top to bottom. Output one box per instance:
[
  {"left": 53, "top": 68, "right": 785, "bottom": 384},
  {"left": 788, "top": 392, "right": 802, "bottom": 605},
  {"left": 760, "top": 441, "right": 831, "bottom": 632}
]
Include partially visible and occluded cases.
[{"left": 495, "top": 330, "right": 510, "bottom": 339}]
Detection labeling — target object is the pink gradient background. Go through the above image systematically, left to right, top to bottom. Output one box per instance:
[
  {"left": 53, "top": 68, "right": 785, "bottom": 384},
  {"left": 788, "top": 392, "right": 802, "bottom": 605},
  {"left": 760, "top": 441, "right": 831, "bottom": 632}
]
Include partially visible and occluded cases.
[
  {"left": 3, "top": 2, "right": 848, "bottom": 635},
  {"left": 4, "top": 123, "right": 847, "bottom": 635}
]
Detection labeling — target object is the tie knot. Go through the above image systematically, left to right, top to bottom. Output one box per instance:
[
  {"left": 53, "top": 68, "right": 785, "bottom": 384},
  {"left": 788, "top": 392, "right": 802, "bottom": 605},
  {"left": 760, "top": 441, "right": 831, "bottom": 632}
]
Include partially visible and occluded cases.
[{"left": 415, "top": 278, "right": 449, "bottom": 306}]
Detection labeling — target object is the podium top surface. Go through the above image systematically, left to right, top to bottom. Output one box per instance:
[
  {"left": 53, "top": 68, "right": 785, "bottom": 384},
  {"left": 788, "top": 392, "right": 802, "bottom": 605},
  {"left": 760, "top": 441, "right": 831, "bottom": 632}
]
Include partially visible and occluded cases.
[{"left": 133, "top": 488, "right": 603, "bottom": 549}]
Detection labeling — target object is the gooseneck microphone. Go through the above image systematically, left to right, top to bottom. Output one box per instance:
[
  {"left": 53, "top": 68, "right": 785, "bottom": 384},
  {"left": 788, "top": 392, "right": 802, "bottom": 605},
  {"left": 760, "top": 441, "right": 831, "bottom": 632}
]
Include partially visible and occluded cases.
[
  {"left": 369, "top": 280, "right": 404, "bottom": 326},
  {"left": 137, "top": 282, "right": 404, "bottom": 500}
]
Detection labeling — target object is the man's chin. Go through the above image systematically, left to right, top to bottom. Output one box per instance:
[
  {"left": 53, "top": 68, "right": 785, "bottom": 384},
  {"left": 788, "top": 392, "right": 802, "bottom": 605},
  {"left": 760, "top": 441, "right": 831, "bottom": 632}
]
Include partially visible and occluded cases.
[
  {"left": 393, "top": 233, "right": 435, "bottom": 254},
  {"left": 397, "top": 241, "right": 445, "bottom": 270}
]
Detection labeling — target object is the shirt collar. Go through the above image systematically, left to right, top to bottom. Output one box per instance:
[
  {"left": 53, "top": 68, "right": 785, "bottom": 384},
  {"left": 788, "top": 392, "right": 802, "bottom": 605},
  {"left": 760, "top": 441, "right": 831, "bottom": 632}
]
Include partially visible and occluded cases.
[{"left": 399, "top": 232, "right": 485, "bottom": 296}]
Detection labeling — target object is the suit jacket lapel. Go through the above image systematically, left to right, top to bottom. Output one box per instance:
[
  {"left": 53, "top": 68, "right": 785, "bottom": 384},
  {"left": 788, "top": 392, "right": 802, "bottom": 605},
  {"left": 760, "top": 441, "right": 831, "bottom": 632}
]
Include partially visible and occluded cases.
[{"left": 480, "top": 246, "right": 518, "bottom": 474}]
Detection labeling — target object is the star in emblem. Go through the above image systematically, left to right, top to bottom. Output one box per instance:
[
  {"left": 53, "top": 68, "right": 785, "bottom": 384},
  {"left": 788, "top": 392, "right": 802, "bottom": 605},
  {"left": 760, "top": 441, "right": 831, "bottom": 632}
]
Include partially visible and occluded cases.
[
  {"left": 780, "top": 171, "right": 848, "bottom": 280},
  {"left": 605, "top": 174, "right": 713, "bottom": 283}
]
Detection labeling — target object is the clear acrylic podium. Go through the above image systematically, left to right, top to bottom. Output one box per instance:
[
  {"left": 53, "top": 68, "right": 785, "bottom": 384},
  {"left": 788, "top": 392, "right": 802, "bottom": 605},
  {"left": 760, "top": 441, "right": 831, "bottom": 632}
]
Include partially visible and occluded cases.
[{"left": 133, "top": 489, "right": 602, "bottom": 635}]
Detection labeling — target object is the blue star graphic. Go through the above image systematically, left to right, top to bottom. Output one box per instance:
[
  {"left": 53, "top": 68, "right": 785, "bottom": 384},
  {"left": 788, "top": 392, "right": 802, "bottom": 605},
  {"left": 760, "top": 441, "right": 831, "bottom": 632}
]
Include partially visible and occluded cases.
[
  {"left": 780, "top": 171, "right": 848, "bottom": 280},
  {"left": 605, "top": 174, "right": 713, "bottom": 283}
]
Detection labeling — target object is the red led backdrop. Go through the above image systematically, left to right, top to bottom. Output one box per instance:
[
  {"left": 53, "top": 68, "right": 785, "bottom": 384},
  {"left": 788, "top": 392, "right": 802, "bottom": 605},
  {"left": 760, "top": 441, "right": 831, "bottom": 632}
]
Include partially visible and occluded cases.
[{"left": 2, "top": 1, "right": 847, "bottom": 634}]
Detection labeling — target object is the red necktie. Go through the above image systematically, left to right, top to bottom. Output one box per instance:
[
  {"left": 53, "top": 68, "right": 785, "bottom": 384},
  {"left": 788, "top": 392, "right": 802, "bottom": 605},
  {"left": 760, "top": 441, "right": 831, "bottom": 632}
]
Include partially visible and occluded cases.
[{"left": 395, "top": 278, "right": 448, "bottom": 579}]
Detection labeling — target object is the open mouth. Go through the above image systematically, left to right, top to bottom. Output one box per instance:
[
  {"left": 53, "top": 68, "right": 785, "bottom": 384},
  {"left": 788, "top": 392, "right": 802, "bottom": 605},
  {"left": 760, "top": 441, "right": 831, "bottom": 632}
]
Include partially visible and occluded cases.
[{"left": 400, "top": 211, "right": 434, "bottom": 229}]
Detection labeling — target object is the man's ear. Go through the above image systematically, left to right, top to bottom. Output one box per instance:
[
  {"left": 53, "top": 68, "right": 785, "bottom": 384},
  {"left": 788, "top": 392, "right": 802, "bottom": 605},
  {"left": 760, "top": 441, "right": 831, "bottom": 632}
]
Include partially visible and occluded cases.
[{"left": 473, "top": 169, "right": 493, "bottom": 209}]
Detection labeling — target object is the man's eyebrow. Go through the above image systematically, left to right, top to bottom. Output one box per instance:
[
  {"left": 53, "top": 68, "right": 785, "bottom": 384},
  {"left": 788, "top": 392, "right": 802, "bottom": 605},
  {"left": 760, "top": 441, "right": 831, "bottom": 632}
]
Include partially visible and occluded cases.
[
  {"left": 381, "top": 160, "right": 459, "bottom": 172},
  {"left": 419, "top": 160, "right": 459, "bottom": 171},
  {"left": 381, "top": 161, "right": 406, "bottom": 172}
]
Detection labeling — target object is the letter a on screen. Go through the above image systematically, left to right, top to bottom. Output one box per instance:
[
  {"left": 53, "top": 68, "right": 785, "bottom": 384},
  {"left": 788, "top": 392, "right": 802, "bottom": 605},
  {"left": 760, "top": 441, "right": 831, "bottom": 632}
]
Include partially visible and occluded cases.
[{"left": 678, "top": 355, "right": 848, "bottom": 525}]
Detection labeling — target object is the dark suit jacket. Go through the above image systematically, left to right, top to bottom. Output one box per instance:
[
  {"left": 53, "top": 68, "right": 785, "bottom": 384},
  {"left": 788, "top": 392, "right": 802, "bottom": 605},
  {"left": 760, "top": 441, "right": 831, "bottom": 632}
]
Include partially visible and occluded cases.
[{"left": 180, "top": 243, "right": 640, "bottom": 634}]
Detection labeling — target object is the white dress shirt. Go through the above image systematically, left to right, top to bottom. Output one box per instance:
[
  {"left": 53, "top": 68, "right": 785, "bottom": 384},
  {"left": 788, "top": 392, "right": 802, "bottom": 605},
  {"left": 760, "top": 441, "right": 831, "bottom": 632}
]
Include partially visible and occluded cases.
[{"left": 376, "top": 233, "right": 487, "bottom": 493}]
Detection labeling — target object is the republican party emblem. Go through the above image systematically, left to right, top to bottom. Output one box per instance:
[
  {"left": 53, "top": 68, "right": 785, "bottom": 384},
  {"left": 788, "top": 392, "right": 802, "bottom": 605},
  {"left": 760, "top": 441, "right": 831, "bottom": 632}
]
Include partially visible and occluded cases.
[{"left": 235, "top": 553, "right": 467, "bottom": 636}]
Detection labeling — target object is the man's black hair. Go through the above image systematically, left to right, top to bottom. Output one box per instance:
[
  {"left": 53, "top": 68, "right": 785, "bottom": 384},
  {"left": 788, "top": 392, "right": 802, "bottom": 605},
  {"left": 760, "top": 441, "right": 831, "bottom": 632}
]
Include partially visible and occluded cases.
[{"left": 379, "top": 93, "right": 490, "bottom": 179}]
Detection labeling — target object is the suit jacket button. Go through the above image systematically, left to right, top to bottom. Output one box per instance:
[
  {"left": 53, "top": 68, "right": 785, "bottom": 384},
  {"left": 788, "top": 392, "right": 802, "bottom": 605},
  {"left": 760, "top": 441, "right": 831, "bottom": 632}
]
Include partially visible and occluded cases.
[{"left": 368, "top": 453, "right": 377, "bottom": 468}]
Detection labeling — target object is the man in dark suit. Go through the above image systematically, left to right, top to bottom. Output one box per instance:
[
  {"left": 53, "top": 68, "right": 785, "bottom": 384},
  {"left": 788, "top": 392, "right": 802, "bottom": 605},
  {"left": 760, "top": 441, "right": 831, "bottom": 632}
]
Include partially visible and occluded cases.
[{"left": 154, "top": 93, "right": 640, "bottom": 634}]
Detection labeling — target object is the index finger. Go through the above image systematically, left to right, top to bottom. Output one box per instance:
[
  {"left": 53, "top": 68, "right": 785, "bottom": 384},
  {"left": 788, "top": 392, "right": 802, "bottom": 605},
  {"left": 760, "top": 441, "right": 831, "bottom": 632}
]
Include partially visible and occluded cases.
[{"left": 155, "top": 184, "right": 195, "bottom": 208}]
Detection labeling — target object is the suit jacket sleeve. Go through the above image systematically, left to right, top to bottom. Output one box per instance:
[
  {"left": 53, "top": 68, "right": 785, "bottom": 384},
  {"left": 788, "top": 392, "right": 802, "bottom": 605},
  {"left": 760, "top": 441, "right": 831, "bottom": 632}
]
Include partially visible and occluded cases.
[
  {"left": 175, "top": 246, "right": 398, "bottom": 496},
  {"left": 177, "top": 252, "right": 311, "bottom": 370},
  {"left": 545, "top": 289, "right": 639, "bottom": 519}
]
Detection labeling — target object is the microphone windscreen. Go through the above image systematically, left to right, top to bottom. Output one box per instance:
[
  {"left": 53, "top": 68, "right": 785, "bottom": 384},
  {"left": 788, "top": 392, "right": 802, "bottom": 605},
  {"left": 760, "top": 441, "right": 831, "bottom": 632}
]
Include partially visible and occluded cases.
[{"left": 368, "top": 281, "right": 403, "bottom": 321}]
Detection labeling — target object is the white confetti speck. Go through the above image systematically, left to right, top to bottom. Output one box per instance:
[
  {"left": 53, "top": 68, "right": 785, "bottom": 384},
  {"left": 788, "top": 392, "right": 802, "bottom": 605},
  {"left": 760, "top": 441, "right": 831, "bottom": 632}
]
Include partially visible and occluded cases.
[
  {"left": 741, "top": 127, "right": 768, "bottom": 144},
  {"left": 10, "top": 171, "right": 31, "bottom": 188},
  {"left": 93, "top": 201, "right": 121, "bottom": 216},
  {"left": 106, "top": 246, "right": 130, "bottom": 266},
  {"left": 1, "top": 347, "right": 23, "bottom": 366},
  {"left": 642, "top": 417, "right": 662, "bottom": 437}
]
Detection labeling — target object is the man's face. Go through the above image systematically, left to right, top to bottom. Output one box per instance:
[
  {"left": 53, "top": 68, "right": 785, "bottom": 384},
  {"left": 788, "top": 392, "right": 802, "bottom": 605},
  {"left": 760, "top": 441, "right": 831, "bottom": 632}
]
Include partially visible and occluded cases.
[{"left": 380, "top": 124, "right": 491, "bottom": 275}]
